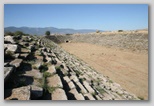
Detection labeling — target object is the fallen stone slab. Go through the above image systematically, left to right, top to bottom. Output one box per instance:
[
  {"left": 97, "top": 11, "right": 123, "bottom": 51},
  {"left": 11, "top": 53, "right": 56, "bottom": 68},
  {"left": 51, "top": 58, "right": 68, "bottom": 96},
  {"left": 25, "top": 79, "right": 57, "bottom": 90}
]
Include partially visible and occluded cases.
[
  {"left": 9, "top": 59, "right": 23, "bottom": 68},
  {"left": 4, "top": 67, "right": 14, "bottom": 82},
  {"left": 47, "top": 74, "right": 63, "bottom": 88},
  {"left": 83, "top": 81, "right": 95, "bottom": 94},
  {"left": 30, "top": 85, "right": 43, "bottom": 100},
  {"left": 5, "top": 86, "right": 30, "bottom": 100},
  {"left": 52, "top": 88, "right": 67, "bottom": 100},
  {"left": 69, "top": 89, "right": 85, "bottom": 100},
  {"left": 84, "top": 93, "right": 95, "bottom": 100}
]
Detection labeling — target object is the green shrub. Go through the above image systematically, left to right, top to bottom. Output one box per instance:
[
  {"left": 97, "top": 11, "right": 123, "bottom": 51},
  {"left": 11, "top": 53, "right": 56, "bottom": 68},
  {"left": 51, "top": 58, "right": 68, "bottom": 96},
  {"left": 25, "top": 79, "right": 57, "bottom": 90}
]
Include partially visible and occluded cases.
[
  {"left": 96, "top": 30, "right": 100, "bottom": 33},
  {"left": 118, "top": 30, "right": 123, "bottom": 32},
  {"left": 14, "top": 31, "right": 24, "bottom": 36},
  {"left": 45, "top": 31, "right": 50, "bottom": 36},
  {"left": 5, "top": 32, "right": 14, "bottom": 36},
  {"left": 39, "top": 63, "right": 48, "bottom": 72},
  {"left": 43, "top": 72, "right": 51, "bottom": 78},
  {"left": 138, "top": 96, "right": 144, "bottom": 100}
]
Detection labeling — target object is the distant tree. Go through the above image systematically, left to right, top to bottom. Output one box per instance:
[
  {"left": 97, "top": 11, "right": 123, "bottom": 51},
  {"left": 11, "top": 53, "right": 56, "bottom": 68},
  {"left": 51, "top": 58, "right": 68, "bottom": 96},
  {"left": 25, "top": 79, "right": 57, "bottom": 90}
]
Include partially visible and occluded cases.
[
  {"left": 96, "top": 30, "right": 100, "bottom": 33},
  {"left": 118, "top": 30, "right": 123, "bottom": 32},
  {"left": 5, "top": 31, "right": 14, "bottom": 36},
  {"left": 14, "top": 31, "right": 24, "bottom": 36},
  {"left": 45, "top": 31, "right": 50, "bottom": 36}
]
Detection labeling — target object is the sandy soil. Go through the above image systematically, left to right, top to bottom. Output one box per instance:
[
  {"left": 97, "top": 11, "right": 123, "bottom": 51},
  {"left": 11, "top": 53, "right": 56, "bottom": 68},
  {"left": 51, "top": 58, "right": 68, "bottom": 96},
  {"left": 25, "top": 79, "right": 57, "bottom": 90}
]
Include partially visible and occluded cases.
[{"left": 60, "top": 42, "right": 148, "bottom": 100}]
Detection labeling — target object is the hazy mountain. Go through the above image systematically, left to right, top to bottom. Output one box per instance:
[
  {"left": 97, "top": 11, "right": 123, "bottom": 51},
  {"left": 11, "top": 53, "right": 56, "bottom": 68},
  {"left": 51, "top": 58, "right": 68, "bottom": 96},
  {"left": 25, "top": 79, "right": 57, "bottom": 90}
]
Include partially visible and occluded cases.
[{"left": 4, "top": 26, "right": 100, "bottom": 36}]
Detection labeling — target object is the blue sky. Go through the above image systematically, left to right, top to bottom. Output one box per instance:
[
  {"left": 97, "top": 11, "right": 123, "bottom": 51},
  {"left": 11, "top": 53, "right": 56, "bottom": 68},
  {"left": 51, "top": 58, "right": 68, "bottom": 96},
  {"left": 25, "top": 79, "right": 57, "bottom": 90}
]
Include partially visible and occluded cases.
[{"left": 4, "top": 4, "right": 148, "bottom": 31}]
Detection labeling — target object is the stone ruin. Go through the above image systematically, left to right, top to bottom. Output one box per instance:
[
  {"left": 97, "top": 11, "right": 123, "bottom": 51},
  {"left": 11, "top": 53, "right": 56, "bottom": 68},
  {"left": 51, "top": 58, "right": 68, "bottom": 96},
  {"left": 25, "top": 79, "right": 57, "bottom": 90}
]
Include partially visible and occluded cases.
[{"left": 4, "top": 34, "right": 140, "bottom": 100}]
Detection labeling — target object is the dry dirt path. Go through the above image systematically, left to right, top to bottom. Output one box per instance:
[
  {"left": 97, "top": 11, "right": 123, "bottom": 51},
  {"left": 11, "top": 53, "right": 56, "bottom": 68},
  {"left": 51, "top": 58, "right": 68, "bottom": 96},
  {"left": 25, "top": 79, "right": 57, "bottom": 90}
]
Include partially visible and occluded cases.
[{"left": 60, "top": 42, "right": 148, "bottom": 100}]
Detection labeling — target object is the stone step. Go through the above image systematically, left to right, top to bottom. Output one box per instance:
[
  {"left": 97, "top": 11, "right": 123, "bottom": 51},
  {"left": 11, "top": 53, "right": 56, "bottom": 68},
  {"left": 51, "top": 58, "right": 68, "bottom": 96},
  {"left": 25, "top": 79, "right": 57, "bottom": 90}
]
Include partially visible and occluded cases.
[
  {"left": 47, "top": 65, "right": 56, "bottom": 75},
  {"left": 24, "top": 69, "right": 43, "bottom": 79},
  {"left": 47, "top": 74, "right": 63, "bottom": 88},
  {"left": 70, "top": 75, "right": 79, "bottom": 83},
  {"left": 63, "top": 76, "right": 71, "bottom": 83},
  {"left": 68, "top": 81, "right": 76, "bottom": 90},
  {"left": 83, "top": 81, "right": 95, "bottom": 94},
  {"left": 76, "top": 82, "right": 88, "bottom": 94},
  {"left": 52, "top": 88, "right": 67, "bottom": 100},
  {"left": 69, "top": 88, "right": 85, "bottom": 100},
  {"left": 84, "top": 93, "right": 95, "bottom": 100},
  {"left": 95, "top": 95, "right": 102, "bottom": 100}
]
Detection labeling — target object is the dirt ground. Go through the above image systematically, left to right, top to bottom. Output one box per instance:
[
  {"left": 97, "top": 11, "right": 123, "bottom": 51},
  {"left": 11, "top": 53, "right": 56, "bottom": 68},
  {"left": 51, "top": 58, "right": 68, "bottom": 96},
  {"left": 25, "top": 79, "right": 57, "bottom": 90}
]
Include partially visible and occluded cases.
[{"left": 60, "top": 42, "right": 148, "bottom": 100}]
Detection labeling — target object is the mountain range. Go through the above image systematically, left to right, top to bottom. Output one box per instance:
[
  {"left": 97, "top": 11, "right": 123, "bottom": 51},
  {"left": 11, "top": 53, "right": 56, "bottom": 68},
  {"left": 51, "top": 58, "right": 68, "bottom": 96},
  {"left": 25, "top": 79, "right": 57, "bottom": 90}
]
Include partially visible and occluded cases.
[{"left": 4, "top": 26, "right": 100, "bottom": 36}]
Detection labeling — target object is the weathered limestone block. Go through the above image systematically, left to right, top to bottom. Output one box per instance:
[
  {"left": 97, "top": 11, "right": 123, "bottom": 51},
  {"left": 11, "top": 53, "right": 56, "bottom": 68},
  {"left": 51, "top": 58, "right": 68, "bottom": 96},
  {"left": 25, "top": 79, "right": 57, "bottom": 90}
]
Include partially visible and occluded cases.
[
  {"left": 4, "top": 36, "right": 15, "bottom": 44},
  {"left": 4, "top": 44, "right": 20, "bottom": 53},
  {"left": 21, "top": 48, "right": 30, "bottom": 53},
  {"left": 18, "top": 53, "right": 29, "bottom": 59},
  {"left": 46, "top": 55, "right": 51, "bottom": 63},
  {"left": 9, "top": 59, "right": 23, "bottom": 68},
  {"left": 34, "top": 60, "right": 43, "bottom": 69},
  {"left": 47, "top": 65, "right": 56, "bottom": 75},
  {"left": 4, "top": 67, "right": 14, "bottom": 82},
  {"left": 60, "top": 68, "right": 68, "bottom": 76},
  {"left": 24, "top": 69, "right": 42, "bottom": 79},
  {"left": 47, "top": 74, "right": 63, "bottom": 88},
  {"left": 70, "top": 75, "right": 79, "bottom": 82},
  {"left": 63, "top": 76, "right": 71, "bottom": 83},
  {"left": 68, "top": 81, "right": 76, "bottom": 90},
  {"left": 83, "top": 81, "right": 95, "bottom": 93},
  {"left": 76, "top": 82, "right": 88, "bottom": 94},
  {"left": 30, "top": 85, "right": 43, "bottom": 99},
  {"left": 5, "top": 86, "right": 30, "bottom": 100},
  {"left": 52, "top": 88, "right": 67, "bottom": 100},
  {"left": 69, "top": 89, "right": 85, "bottom": 100},
  {"left": 84, "top": 93, "right": 95, "bottom": 100},
  {"left": 102, "top": 93, "right": 113, "bottom": 100},
  {"left": 95, "top": 95, "right": 102, "bottom": 100}
]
